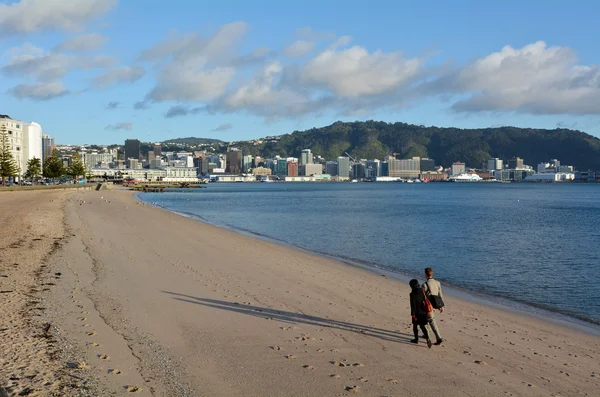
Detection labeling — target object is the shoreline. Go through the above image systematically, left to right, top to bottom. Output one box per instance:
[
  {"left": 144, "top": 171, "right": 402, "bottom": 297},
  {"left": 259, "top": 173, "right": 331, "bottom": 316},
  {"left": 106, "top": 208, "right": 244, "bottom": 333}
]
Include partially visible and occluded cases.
[
  {"left": 5, "top": 189, "right": 600, "bottom": 396},
  {"left": 137, "top": 192, "right": 600, "bottom": 336}
]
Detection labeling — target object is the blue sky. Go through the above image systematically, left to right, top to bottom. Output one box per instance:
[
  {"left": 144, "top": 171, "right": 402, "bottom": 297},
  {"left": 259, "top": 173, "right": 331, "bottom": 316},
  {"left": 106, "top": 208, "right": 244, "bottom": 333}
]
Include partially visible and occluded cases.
[{"left": 1, "top": 0, "right": 599, "bottom": 144}]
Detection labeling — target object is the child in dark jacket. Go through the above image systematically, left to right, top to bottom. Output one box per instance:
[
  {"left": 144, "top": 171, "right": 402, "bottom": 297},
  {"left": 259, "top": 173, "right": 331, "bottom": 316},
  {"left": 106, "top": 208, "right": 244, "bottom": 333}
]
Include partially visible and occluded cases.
[{"left": 409, "top": 279, "right": 432, "bottom": 348}]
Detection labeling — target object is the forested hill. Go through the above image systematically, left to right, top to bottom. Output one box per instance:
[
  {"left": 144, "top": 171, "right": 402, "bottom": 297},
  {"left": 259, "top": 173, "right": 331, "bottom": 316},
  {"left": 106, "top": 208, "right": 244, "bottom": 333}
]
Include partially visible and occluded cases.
[{"left": 233, "top": 121, "right": 600, "bottom": 170}]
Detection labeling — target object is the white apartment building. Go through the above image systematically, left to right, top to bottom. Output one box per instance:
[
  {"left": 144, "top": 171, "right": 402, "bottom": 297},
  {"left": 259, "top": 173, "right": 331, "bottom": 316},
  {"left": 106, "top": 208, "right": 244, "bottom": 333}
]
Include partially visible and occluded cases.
[{"left": 1, "top": 115, "right": 43, "bottom": 176}]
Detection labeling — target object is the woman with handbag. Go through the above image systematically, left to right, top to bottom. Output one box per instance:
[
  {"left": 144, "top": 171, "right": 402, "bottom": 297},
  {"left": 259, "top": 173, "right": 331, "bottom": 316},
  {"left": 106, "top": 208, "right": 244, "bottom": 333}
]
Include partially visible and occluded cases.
[{"left": 409, "top": 279, "right": 433, "bottom": 348}]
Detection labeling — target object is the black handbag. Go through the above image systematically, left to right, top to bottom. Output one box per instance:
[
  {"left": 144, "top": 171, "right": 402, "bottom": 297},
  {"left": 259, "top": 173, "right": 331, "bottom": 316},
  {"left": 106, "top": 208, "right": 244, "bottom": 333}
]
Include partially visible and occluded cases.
[{"left": 425, "top": 281, "right": 445, "bottom": 309}]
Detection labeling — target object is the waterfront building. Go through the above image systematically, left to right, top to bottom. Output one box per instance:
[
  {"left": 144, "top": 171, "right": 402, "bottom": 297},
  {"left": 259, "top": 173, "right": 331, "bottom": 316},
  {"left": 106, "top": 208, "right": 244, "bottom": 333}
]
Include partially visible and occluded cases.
[
  {"left": 125, "top": 139, "right": 141, "bottom": 161},
  {"left": 226, "top": 149, "right": 242, "bottom": 174},
  {"left": 300, "top": 149, "right": 313, "bottom": 166},
  {"left": 242, "top": 155, "right": 253, "bottom": 173},
  {"left": 337, "top": 156, "right": 350, "bottom": 179},
  {"left": 387, "top": 156, "right": 421, "bottom": 179},
  {"left": 193, "top": 157, "right": 210, "bottom": 175},
  {"left": 508, "top": 157, "right": 524, "bottom": 170},
  {"left": 150, "top": 158, "right": 164, "bottom": 169},
  {"left": 275, "top": 158, "right": 288, "bottom": 177},
  {"left": 419, "top": 158, "right": 436, "bottom": 172},
  {"left": 487, "top": 158, "right": 503, "bottom": 172},
  {"left": 364, "top": 159, "right": 381, "bottom": 178},
  {"left": 287, "top": 160, "right": 298, "bottom": 177},
  {"left": 325, "top": 161, "right": 338, "bottom": 176},
  {"left": 451, "top": 162, "right": 466, "bottom": 176},
  {"left": 304, "top": 163, "right": 323, "bottom": 176},
  {"left": 352, "top": 163, "right": 366, "bottom": 179},
  {"left": 165, "top": 167, "right": 199, "bottom": 181},
  {"left": 252, "top": 167, "right": 272, "bottom": 175},
  {"left": 419, "top": 171, "right": 448, "bottom": 181},
  {"left": 525, "top": 173, "right": 575, "bottom": 182}
]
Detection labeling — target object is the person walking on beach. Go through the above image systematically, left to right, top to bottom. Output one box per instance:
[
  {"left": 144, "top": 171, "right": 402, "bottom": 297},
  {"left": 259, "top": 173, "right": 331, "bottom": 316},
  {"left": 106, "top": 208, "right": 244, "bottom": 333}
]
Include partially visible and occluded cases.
[
  {"left": 422, "top": 267, "right": 444, "bottom": 345},
  {"left": 409, "top": 279, "right": 432, "bottom": 348}
]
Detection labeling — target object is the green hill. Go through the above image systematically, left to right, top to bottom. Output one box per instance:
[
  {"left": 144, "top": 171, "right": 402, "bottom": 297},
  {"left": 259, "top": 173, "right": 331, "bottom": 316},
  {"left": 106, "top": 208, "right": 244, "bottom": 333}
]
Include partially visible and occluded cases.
[
  {"left": 231, "top": 121, "right": 600, "bottom": 170},
  {"left": 162, "top": 137, "right": 224, "bottom": 145}
]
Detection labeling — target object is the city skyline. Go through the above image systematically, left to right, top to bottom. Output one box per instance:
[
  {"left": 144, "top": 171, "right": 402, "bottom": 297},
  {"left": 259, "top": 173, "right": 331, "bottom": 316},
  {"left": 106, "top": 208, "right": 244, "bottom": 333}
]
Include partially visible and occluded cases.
[{"left": 1, "top": 0, "right": 600, "bottom": 145}]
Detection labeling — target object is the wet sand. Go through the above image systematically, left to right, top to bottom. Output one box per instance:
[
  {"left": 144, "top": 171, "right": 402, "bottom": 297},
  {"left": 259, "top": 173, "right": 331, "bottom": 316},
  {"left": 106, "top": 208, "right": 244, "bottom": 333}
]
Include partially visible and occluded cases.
[{"left": 2, "top": 189, "right": 600, "bottom": 396}]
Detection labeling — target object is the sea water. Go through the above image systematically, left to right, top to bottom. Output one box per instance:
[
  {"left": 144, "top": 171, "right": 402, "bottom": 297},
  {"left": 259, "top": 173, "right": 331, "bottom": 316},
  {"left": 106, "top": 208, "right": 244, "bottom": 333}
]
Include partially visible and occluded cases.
[{"left": 139, "top": 182, "right": 600, "bottom": 325}]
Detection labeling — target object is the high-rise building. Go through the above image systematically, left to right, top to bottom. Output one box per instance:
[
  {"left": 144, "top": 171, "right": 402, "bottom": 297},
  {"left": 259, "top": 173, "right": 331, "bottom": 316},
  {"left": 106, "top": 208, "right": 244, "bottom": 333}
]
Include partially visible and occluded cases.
[
  {"left": 0, "top": 115, "right": 24, "bottom": 174},
  {"left": 22, "top": 122, "right": 43, "bottom": 173},
  {"left": 42, "top": 134, "right": 55, "bottom": 163},
  {"left": 125, "top": 139, "right": 141, "bottom": 161},
  {"left": 154, "top": 143, "right": 162, "bottom": 156},
  {"left": 226, "top": 149, "right": 242, "bottom": 174},
  {"left": 300, "top": 149, "right": 313, "bottom": 166},
  {"left": 242, "top": 155, "right": 253, "bottom": 173},
  {"left": 253, "top": 156, "right": 263, "bottom": 168},
  {"left": 387, "top": 156, "right": 421, "bottom": 178},
  {"left": 193, "top": 157, "right": 209, "bottom": 175},
  {"left": 337, "top": 157, "right": 350, "bottom": 179},
  {"left": 508, "top": 157, "right": 524, "bottom": 170},
  {"left": 420, "top": 158, "right": 436, "bottom": 172},
  {"left": 487, "top": 158, "right": 503, "bottom": 171},
  {"left": 275, "top": 159, "right": 288, "bottom": 177},
  {"left": 365, "top": 159, "right": 381, "bottom": 177},
  {"left": 287, "top": 161, "right": 298, "bottom": 177},
  {"left": 325, "top": 161, "right": 338, "bottom": 176},
  {"left": 451, "top": 162, "right": 466, "bottom": 176},
  {"left": 352, "top": 163, "right": 366, "bottom": 179}
]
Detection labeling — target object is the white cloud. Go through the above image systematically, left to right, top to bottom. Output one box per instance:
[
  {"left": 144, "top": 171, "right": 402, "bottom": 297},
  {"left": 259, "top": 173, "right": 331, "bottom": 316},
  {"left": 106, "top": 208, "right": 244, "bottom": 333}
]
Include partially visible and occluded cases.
[
  {"left": 0, "top": 0, "right": 117, "bottom": 36},
  {"left": 141, "top": 22, "right": 252, "bottom": 103},
  {"left": 56, "top": 33, "right": 108, "bottom": 52},
  {"left": 283, "top": 40, "right": 315, "bottom": 58},
  {"left": 440, "top": 41, "right": 600, "bottom": 114},
  {"left": 1, "top": 43, "right": 115, "bottom": 81},
  {"left": 298, "top": 46, "right": 422, "bottom": 97},
  {"left": 93, "top": 66, "right": 145, "bottom": 88},
  {"left": 149, "top": 66, "right": 234, "bottom": 101},
  {"left": 8, "top": 82, "right": 69, "bottom": 100},
  {"left": 105, "top": 122, "right": 133, "bottom": 131}
]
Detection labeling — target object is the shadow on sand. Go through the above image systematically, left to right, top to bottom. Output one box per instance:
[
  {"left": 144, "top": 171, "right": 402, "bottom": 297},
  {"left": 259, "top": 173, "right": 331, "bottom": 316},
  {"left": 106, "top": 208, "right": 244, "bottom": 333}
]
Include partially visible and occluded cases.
[{"left": 162, "top": 291, "right": 415, "bottom": 344}]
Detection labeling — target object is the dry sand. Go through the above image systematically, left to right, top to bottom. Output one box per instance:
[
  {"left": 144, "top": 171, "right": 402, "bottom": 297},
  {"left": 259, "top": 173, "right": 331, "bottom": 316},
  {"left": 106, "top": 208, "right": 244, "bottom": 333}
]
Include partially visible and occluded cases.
[{"left": 2, "top": 189, "right": 600, "bottom": 396}]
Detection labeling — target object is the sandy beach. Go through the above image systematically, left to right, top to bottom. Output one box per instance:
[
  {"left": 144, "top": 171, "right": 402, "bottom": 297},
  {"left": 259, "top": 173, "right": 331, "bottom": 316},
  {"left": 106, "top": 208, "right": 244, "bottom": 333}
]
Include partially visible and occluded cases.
[{"left": 2, "top": 189, "right": 599, "bottom": 396}]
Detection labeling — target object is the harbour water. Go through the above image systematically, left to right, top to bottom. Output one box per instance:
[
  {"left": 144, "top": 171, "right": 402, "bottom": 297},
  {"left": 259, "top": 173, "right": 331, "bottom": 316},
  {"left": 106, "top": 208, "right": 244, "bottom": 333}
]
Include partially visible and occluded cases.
[{"left": 138, "top": 183, "right": 600, "bottom": 326}]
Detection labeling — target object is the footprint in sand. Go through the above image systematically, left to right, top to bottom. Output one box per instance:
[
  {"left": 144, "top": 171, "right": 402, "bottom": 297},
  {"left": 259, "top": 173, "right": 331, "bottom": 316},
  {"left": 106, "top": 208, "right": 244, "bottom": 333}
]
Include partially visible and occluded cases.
[
  {"left": 78, "top": 317, "right": 86, "bottom": 321},
  {"left": 86, "top": 332, "right": 96, "bottom": 336},
  {"left": 86, "top": 343, "right": 99, "bottom": 348},
  {"left": 270, "top": 346, "right": 282, "bottom": 351},
  {"left": 99, "top": 354, "right": 110, "bottom": 360},
  {"left": 285, "top": 355, "right": 296, "bottom": 359},
  {"left": 331, "top": 361, "right": 349, "bottom": 367},
  {"left": 352, "top": 363, "right": 364, "bottom": 367},
  {"left": 302, "top": 365, "right": 314, "bottom": 369},
  {"left": 108, "top": 369, "right": 122, "bottom": 375},
  {"left": 330, "top": 374, "right": 341, "bottom": 379},
  {"left": 357, "top": 377, "right": 368, "bottom": 382},
  {"left": 387, "top": 379, "right": 399, "bottom": 384},
  {"left": 125, "top": 385, "right": 141, "bottom": 392},
  {"left": 345, "top": 385, "right": 360, "bottom": 393}
]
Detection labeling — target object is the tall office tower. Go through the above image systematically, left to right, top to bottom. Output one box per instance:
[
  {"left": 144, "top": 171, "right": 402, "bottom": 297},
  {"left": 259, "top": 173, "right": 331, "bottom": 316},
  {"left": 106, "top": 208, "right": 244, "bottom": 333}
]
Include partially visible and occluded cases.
[
  {"left": 42, "top": 134, "right": 55, "bottom": 163},
  {"left": 125, "top": 139, "right": 141, "bottom": 160},
  {"left": 226, "top": 149, "right": 242, "bottom": 174},
  {"left": 300, "top": 149, "right": 313, "bottom": 166},
  {"left": 337, "top": 156, "right": 350, "bottom": 178}
]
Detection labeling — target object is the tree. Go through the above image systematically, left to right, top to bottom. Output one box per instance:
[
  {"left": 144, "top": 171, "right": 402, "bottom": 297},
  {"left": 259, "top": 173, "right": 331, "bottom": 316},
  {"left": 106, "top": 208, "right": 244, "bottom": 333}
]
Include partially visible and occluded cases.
[
  {"left": 0, "top": 122, "right": 19, "bottom": 186},
  {"left": 43, "top": 149, "right": 65, "bottom": 182},
  {"left": 67, "top": 152, "right": 86, "bottom": 180},
  {"left": 25, "top": 157, "right": 42, "bottom": 182}
]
